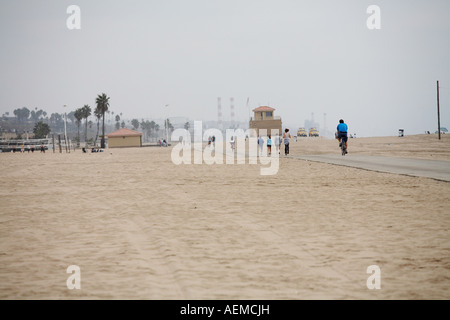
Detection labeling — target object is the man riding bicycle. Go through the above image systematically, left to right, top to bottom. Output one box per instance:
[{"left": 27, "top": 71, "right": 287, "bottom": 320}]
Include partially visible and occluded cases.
[{"left": 336, "top": 119, "right": 348, "bottom": 154}]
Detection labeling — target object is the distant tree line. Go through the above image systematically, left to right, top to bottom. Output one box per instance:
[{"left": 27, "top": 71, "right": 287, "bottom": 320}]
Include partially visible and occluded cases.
[
  {"left": 2, "top": 94, "right": 111, "bottom": 147},
  {"left": 2, "top": 98, "right": 178, "bottom": 145}
]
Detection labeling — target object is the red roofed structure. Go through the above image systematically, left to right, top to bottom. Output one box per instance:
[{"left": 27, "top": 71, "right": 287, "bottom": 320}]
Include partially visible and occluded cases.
[
  {"left": 252, "top": 106, "right": 275, "bottom": 112},
  {"left": 106, "top": 128, "right": 143, "bottom": 148}
]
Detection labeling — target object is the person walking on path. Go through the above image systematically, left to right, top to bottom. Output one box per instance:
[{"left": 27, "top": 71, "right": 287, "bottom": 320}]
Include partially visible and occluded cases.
[
  {"left": 283, "top": 128, "right": 292, "bottom": 155},
  {"left": 275, "top": 134, "right": 282, "bottom": 154},
  {"left": 230, "top": 136, "right": 235, "bottom": 150},
  {"left": 258, "top": 136, "right": 264, "bottom": 156}
]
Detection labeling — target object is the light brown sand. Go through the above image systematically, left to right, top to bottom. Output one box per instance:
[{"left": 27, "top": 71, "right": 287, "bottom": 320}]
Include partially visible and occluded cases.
[{"left": 0, "top": 134, "right": 449, "bottom": 299}]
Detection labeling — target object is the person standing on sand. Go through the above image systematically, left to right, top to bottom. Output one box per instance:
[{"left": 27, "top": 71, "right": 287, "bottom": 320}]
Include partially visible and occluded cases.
[
  {"left": 283, "top": 128, "right": 292, "bottom": 155},
  {"left": 267, "top": 135, "right": 272, "bottom": 155}
]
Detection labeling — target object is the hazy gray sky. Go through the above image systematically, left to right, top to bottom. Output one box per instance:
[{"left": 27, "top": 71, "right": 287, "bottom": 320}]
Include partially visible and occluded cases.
[{"left": 0, "top": 0, "right": 449, "bottom": 137}]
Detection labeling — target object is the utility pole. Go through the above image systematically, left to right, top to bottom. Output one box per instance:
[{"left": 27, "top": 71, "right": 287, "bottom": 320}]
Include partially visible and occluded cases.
[
  {"left": 437, "top": 81, "right": 441, "bottom": 140},
  {"left": 63, "top": 105, "right": 68, "bottom": 152},
  {"left": 58, "top": 135, "right": 62, "bottom": 153}
]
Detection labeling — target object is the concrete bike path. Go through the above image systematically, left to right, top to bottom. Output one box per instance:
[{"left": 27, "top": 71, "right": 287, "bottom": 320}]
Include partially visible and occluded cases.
[{"left": 288, "top": 154, "right": 450, "bottom": 182}]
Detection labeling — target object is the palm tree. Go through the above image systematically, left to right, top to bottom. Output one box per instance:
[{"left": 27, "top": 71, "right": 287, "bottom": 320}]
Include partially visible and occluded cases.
[
  {"left": 95, "top": 93, "right": 110, "bottom": 148},
  {"left": 81, "top": 105, "right": 92, "bottom": 143},
  {"left": 94, "top": 107, "right": 102, "bottom": 146},
  {"left": 74, "top": 108, "right": 83, "bottom": 147}
]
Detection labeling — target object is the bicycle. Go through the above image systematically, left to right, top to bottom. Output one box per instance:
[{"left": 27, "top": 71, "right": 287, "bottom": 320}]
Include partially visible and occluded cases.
[
  {"left": 336, "top": 131, "right": 348, "bottom": 156},
  {"left": 340, "top": 139, "right": 347, "bottom": 156}
]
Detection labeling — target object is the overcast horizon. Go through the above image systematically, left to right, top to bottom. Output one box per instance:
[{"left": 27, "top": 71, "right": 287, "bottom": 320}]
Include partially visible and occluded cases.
[{"left": 1, "top": 0, "right": 449, "bottom": 137}]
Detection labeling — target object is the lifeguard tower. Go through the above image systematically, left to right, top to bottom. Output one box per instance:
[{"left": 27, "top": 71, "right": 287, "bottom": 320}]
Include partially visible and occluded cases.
[{"left": 249, "top": 106, "right": 282, "bottom": 137}]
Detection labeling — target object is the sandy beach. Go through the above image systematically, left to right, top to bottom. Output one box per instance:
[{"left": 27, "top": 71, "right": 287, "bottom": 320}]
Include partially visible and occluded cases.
[{"left": 0, "top": 134, "right": 449, "bottom": 299}]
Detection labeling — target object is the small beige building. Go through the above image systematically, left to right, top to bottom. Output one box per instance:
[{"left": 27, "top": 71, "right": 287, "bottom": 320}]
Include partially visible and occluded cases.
[
  {"left": 249, "top": 106, "right": 282, "bottom": 137},
  {"left": 106, "top": 128, "right": 142, "bottom": 148}
]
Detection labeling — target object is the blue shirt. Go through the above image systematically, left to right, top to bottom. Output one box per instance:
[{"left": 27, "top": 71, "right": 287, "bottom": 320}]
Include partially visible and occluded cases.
[
  {"left": 337, "top": 123, "right": 348, "bottom": 133},
  {"left": 267, "top": 138, "right": 272, "bottom": 146}
]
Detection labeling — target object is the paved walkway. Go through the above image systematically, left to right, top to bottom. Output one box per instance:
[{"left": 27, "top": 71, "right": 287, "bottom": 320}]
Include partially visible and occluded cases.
[{"left": 289, "top": 154, "right": 450, "bottom": 182}]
